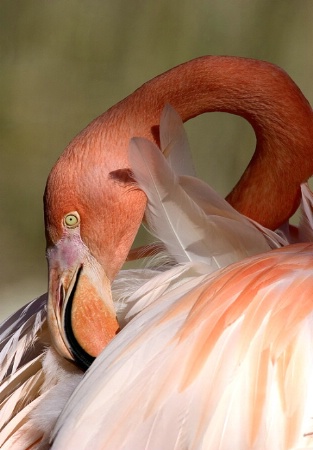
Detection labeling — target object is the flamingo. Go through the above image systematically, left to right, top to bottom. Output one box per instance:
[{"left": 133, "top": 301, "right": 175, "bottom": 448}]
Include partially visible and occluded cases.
[
  {"left": 44, "top": 55, "right": 313, "bottom": 367},
  {"left": 0, "top": 56, "right": 313, "bottom": 449}
]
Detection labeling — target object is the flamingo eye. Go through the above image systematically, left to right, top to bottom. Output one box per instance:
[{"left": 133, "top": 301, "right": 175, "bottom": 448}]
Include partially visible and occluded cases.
[{"left": 64, "top": 212, "right": 80, "bottom": 228}]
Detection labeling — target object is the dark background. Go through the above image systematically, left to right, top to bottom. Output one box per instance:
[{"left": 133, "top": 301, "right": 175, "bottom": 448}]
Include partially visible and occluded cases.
[{"left": 1, "top": 0, "right": 313, "bottom": 318}]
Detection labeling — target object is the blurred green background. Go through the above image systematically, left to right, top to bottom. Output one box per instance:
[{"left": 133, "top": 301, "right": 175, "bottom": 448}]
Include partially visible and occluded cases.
[{"left": 1, "top": 0, "right": 313, "bottom": 319}]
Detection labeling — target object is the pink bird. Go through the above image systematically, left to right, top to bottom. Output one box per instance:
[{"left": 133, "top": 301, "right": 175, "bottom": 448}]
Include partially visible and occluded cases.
[
  {"left": 44, "top": 55, "right": 313, "bottom": 368},
  {"left": 1, "top": 56, "right": 313, "bottom": 449}
]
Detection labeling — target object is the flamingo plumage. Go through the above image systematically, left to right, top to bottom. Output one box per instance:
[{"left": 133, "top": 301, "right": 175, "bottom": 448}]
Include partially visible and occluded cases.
[
  {"left": 0, "top": 56, "right": 313, "bottom": 449},
  {"left": 52, "top": 242, "right": 313, "bottom": 450}
]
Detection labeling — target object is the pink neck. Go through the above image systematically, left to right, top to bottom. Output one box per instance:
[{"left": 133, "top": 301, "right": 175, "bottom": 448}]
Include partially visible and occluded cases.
[{"left": 68, "top": 56, "right": 313, "bottom": 230}]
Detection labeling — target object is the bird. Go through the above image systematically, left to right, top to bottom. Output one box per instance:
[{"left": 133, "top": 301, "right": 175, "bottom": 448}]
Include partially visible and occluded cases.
[
  {"left": 0, "top": 55, "right": 313, "bottom": 449},
  {"left": 43, "top": 55, "right": 313, "bottom": 369}
]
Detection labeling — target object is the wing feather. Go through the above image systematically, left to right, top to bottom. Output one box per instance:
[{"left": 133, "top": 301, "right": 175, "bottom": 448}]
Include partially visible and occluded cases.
[
  {"left": 159, "top": 104, "right": 196, "bottom": 177},
  {"left": 129, "top": 137, "right": 272, "bottom": 270},
  {"left": 51, "top": 244, "right": 313, "bottom": 450},
  {"left": 0, "top": 294, "right": 47, "bottom": 383}
]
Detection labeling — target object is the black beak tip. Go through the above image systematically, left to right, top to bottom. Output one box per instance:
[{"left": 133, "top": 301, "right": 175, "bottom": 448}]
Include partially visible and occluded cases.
[{"left": 63, "top": 266, "right": 95, "bottom": 371}]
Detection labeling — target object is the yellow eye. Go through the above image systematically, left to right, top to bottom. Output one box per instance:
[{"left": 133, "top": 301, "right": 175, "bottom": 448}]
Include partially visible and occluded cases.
[{"left": 64, "top": 212, "right": 80, "bottom": 228}]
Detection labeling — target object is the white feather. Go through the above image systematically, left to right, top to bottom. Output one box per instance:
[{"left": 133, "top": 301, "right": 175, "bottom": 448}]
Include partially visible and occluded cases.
[
  {"left": 160, "top": 104, "right": 196, "bottom": 177},
  {"left": 129, "top": 136, "right": 272, "bottom": 270},
  {"left": 179, "top": 175, "right": 287, "bottom": 249},
  {"left": 0, "top": 294, "right": 47, "bottom": 383},
  {"left": 0, "top": 349, "right": 83, "bottom": 450}
]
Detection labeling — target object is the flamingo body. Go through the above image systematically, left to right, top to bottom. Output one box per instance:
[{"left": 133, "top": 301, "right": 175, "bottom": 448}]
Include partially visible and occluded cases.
[
  {"left": 0, "top": 56, "right": 313, "bottom": 448},
  {"left": 51, "top": 243, "right": 313, "bottom": 450}
]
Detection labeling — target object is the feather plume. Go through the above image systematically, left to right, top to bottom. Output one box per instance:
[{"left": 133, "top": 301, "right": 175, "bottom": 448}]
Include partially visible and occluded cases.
[
  {"left": 159, "top": 104, "right": 196, "bottom": 177},
  {"left": 161, "top": 105, "right": 285, "bottom": 250},
  {"left": 129, "top": 136, "right": 272, "bottom": 270}
]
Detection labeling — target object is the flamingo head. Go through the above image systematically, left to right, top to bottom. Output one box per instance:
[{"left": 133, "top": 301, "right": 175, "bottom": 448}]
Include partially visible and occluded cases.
[{"left": 44, "top": 124, "right": 147, "bottom": 369}]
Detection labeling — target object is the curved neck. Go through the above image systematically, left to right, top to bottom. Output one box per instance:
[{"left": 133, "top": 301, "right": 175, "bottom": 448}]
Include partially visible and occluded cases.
[
  {"left": 73, "top": 56, "right": 313, "bottom": 230},
  {"left": 134, "top": 56, "right": 313, "bottom": 229}
]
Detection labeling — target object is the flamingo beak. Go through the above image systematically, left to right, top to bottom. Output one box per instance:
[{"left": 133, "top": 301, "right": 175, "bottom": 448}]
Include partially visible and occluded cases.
[{"left": 47, "top": 241, "right": 119, "bottom": 370}]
